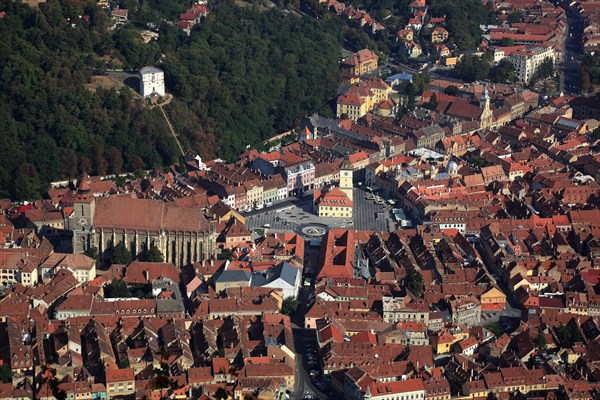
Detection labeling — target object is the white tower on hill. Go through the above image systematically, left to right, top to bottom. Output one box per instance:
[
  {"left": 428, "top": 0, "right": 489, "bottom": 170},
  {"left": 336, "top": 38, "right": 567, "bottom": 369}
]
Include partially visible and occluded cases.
[{"left": 139, "top": 66, "right": 165, "bottom": 98}]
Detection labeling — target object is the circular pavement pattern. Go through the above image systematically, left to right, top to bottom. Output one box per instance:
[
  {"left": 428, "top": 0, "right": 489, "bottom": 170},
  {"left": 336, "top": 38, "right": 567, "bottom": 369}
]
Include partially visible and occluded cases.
[{"left": 297, "top": 223, "right": 329, "bottom": 238}]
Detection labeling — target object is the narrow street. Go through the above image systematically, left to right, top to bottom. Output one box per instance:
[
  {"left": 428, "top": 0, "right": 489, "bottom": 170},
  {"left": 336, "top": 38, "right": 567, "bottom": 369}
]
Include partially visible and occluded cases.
[
  {"left": 559, "top": 3, "right": 584, "bottom": 94},
  {"left": 290, "top": 243, "right": 331, "bottom": 400}
]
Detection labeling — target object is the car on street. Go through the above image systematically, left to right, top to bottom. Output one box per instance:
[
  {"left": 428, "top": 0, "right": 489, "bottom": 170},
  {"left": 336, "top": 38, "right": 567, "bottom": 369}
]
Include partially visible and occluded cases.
[
  {"left": 265, "top": 201, "right": 273, "bottom": 207},
  {"left": 255, "top": 203, "right": 264, "bottom": 210},
  {"left": 310, "top": 370, "right": 319, "bottom": 378}
]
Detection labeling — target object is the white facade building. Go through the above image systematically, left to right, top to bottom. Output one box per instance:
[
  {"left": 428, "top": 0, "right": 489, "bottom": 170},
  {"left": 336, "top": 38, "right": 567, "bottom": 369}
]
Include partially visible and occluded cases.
[
  {"left": 507, "top": 46, "right": 555, "bottom": 83},
  {"left": 139, "top": 66, "right": 165, "bottom": 98}
]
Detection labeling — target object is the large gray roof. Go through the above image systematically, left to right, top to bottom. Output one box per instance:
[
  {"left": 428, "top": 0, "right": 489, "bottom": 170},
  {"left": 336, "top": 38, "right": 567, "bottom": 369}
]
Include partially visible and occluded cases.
[
  {"left": 251, "top": 261, "right": 299, "bottom": 288},
  {"left": 267, "top": 261, "right": 298, "bottom": 286},
  {"left": 215, "top": 270, "right": 252, "bottom": 283}
]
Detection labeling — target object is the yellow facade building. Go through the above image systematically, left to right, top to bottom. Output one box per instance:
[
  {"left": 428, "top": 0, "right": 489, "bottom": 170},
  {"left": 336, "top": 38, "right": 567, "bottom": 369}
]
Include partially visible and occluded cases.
[
  {"left": 431, "top": 27, "right": 449, "bottom": 43},
  {"left": 341, "top": 49, "right": 379, "bottom": 76},
  {"left": 336, "top": 78, "right": 392, "bottom": 121},
  {"left": 313, "top": 159, "right": 353, "bottom": 218},
  {"left": 480, "top": 287, "right": 507, "bottom": 310}
]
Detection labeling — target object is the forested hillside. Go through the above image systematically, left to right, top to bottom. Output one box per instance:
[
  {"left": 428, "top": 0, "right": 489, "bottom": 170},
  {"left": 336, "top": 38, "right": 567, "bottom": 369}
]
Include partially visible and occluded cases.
[
  {"left": 0, "top": 0, "right": 344, "bottom": 199},
  {"left": 0, "top": 0, "right": 180, "bottom": 200},
  {"left": 428, "top": 0, "right": 495, "bottom": 50},
  {"left": 162, "top": 3, "right": 343, "bottom": 160}
]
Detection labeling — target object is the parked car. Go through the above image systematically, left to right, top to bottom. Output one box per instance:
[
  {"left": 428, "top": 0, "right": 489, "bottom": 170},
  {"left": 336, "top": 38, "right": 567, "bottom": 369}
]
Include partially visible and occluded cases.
[
  {"left": 265, "top": 201, "right": 273, "bottom": 207},
  {"left": 255, "top": 203, "right": 264, "bottom": 210},
  {"left": 310, "top": 370, "right": 319, "bottom": 378}
]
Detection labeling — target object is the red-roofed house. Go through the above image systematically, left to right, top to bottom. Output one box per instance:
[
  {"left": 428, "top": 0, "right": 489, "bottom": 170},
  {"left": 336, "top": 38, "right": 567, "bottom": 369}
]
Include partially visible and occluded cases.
[
  {"left": 111, "top": 8, "right": 128, "bottom": 23},
  {"left": 313, "top": 187, "right": 353, "bottom": 218},
  {"left": 317, "top": 230, "right": 355, "bottom": 280},
  {"left": 124, "top": 261, "right": 179, "bottom": 284},
  {"left": 105, "top": 368, "right": 134, "bottom": 398}
]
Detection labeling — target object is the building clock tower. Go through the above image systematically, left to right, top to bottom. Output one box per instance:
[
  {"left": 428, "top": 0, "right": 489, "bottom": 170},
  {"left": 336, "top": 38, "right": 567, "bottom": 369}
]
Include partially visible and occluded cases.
[{"left": 340, "top": 156, "right": 354, "bottom": 201}]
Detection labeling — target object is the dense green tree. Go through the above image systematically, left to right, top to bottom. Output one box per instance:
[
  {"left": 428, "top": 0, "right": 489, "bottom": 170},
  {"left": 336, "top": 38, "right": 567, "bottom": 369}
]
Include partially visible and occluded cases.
[
  {"left": 429, "top": 0, "right": 496, "bottom": 50},
  {"left": 508, "top": 11, "right": 523, "bottom": 24},
  {"left": 114, "top": 25, "right": 161, "bottom": 68},
  {"left": 499, "top": 37, "right": 515, "bottom": 47},
  {"left": 581, "top": 53, "right": 600, "bottom": 91},
  {"left": 456, "top": 55, "right": 491, "bottom": 81},
  {"left": 528, "top": 58, "right": 554, "bottom": 87},
  {"left": 537, "top": 58, "right": 554, "bottom": 79},
  {"left": 489, "top": 59, "right": 517, "bottom": 83},
  {"left": 411, "top": 72, "right": 431, "bottom": 95},
  {"left": 444, "top": 85, "right": 460, "bottom": 96},
  {"left": 407, "top": 93, "right": 416, "bottom": 111},
  {"left": 423, "top": 93, "right": 438, "bottom": 110},
  {"left": 396, "top": 104, "right": 409, "bottom": 118},
  {"left": 93, "top": 143, "right": 109, "bottom": 176},
  {"left": 107, "top": 147, "right": 124, "bottom": 174},
  {"left": 61, "top": 149, "right": 79, "bottom": 179},
  {"left": 472, "top": 156, "right": 487, "bottom": 168},
  {"left": 14, "top": 163, "right": 43, "bottom": 201},
  {"left": 111, "top": 242, "right": 133, "bottom": 265},
  {"left": 144, "top": 244, "right": 164, "bottom": 262},
  {"left": 84, "top": 246, "right": 102, "bottom": 267},
  {"left": 84, "top": 247, "right": 99, "bottom": 260},
  {"left": 218, "top": 248, "right": 234, "bottom": 261},
  {"left": 405, "top": 268, "right": 423, "bottom": 296},
  {"left": 104, "top": 279, "right": 132, "bottom": 298},
  {"left": 282, "top": 297, "right": 300, "bottom": 316},
  {"left": 485, "top": 323, "right": 502, "bottom": 338},
  {"left": 555, "top": 324, "right": 582, "bottom": 348},
  {"left": 536, "top": 333, "right": 547, "bottom": 350},
  {"left": 118, "top": 357, "right": 131, "bottom": 369},
  {"left": 0, "top": 365, "right": 12, "bottom": 384},
  {"left": 214, "top": 388, "right": 228, "bottom": 400}
]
